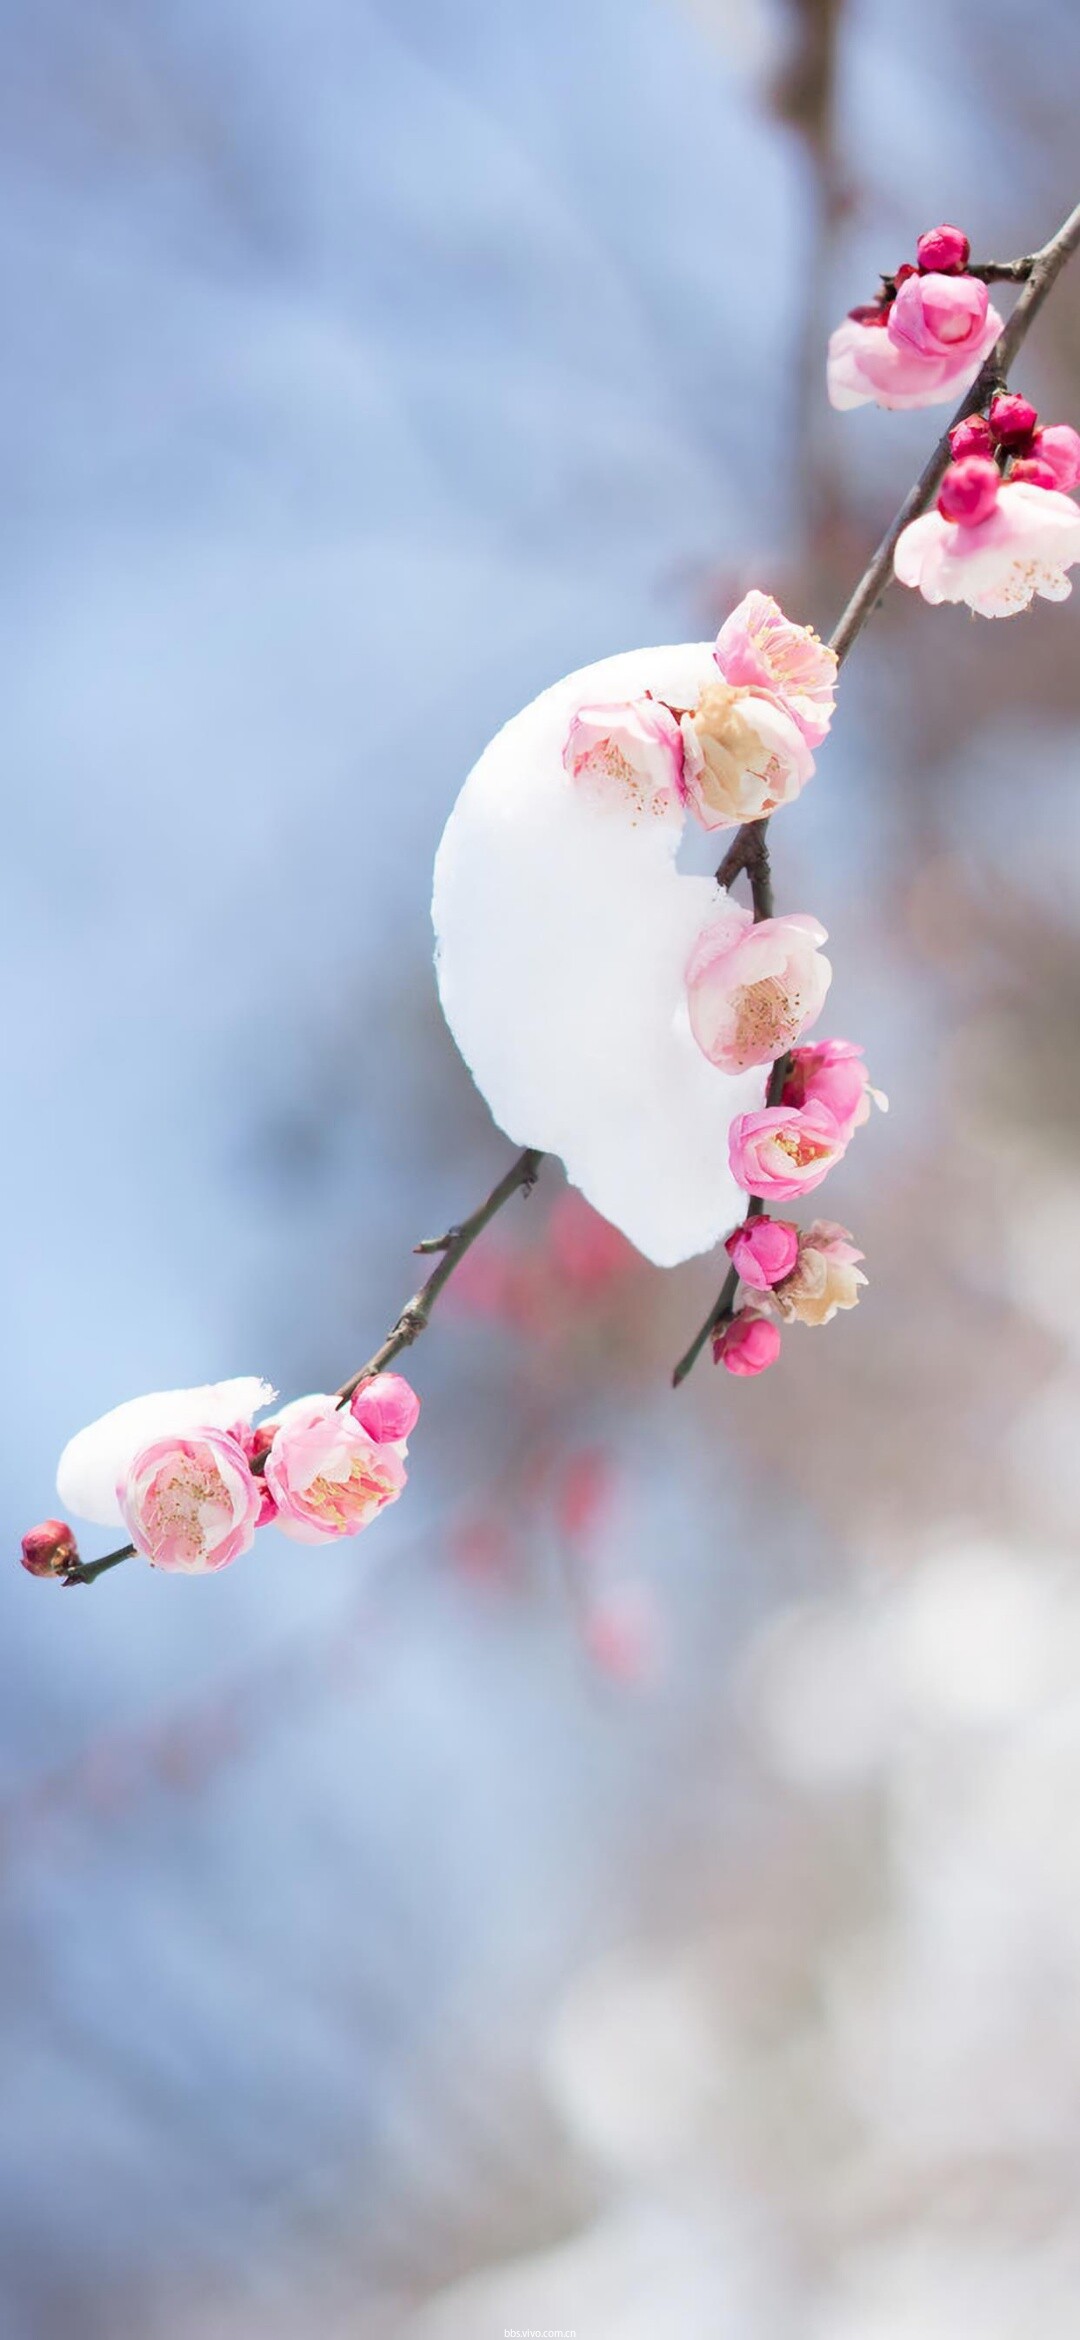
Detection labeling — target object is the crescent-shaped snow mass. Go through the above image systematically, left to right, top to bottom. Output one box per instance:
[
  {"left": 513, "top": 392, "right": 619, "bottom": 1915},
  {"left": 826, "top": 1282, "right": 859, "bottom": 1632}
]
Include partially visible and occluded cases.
[{"left": 432, "top": 643, "right": 768, "bottom": 1268}]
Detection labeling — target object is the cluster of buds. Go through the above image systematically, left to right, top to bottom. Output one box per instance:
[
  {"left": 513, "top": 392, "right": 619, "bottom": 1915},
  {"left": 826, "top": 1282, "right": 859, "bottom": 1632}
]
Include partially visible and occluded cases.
[
  {"left": 828, "top": 223, "right": 1003, "bottom": 413},
  {"left": 895, "top": 390, "right": 1080, "bottom": 618},
  {"left": 562, "top": 591, "right": 837, "bottom": 834},
  {"left": 712, "top": 1039, "right": 884, "bottom": 1377},
  {"left": 20, "top": 1371, "right": 421, "bottom": 1582}
]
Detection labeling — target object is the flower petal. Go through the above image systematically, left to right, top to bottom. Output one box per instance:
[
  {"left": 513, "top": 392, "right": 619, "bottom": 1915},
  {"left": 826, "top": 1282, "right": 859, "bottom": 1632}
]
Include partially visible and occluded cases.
[{"left": 57, "top": 1377, "right": 276, "bottom": 1527}]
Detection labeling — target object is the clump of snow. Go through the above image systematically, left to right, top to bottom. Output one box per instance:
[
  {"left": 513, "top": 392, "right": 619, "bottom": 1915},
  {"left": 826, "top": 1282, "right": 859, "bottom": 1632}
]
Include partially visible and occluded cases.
[
  {"left": 432, "top": 644, "right": 767, "bottom": 1266},
  {"left": 57, "top": 1376, "right": 276, "bottom": 1527}
]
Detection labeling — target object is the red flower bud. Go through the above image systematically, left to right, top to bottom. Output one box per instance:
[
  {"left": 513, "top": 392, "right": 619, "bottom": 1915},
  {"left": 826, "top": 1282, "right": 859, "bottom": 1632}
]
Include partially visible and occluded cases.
[
  {"left": 916, "top": 223, "right": 970, "bottom": 275},
  {"left": 988, "top": 391, "right": 1038, "bottom": 449},
  {"left": 948, "top": 414, "right": 994, "bottom": 462},
  {"left": 936, "top": 456, "right": 1000, "bottom": 526},
  {"left": 1008, "top": 456, "right": 1059, "bottom": 490},
  {"left": 21, "top": 1519, "right": 79, "bottom": 1578}
]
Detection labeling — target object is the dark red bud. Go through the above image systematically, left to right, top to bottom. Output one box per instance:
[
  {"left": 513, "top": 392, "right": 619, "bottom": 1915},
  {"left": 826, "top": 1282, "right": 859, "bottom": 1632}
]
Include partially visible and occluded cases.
[
  {"left": 916, "top": 223, "right": 970, "bottom": 274},
  {"left": 893, "top": 262, "right": 919, "bottom": 288},
  {"left": 848, "top": 301, "right": 889, "bottom": 326},
  {"left": 988, "top": 391, "right": 1039, "bottom": 449},
  {"left": 948, "top": 414, "right": 994, "bottom": 462},
  {"left": 936, "top": 457, "right": 1000, "bottom": 526},
  {"left": 21, "top": 1519, "right": 79, "bottom": 1578}
]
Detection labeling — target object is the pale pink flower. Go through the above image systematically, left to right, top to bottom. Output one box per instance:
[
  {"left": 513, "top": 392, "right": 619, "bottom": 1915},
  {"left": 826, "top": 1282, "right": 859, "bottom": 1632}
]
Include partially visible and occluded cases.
[
  {"left": 828, "top": 274, "right": 1002, "bottom": 411},
  {"left": 1032, "top": 423, "right": 1080, "bottom": 492},
  {"left": 894, "top": 479, "right": 1080, "bottom": 617},
  {"left": 713, "top": 591, "right": 838, "bottom": 748},
  {"left": 680, "top": 685, "right": 814, "bottom": 831},
  {"left": 562, "top": 698, "right": 684, "bottom": 822},
  {"left": 686, "top": 902, "right": 831, "bottom": 1073},
  {"left": 782, "top": 1037, "right": 886, "bottom": 1142},
  {"left": 729, "top": 1101, "right": 847, "bottom": 1201},
  {"left": 724, "top": 1215, "right": 799, "bottom": 1290},
  {"left": 771, "top": 1221, "right": 867, "bottom": 1327},
  {"left": 713, "top": 1310, "right": 782, "bottom": 1376},
  {"left": 349, "top": 1373, "right": 421, "bottom": 1444},
  {"left": 57, "top": 1375, "right": 275, "bottom": 1529},
  {"left": 264, "top": 1396, "right": 407, "bottom": 1544},
  {"left": 119, "top": 1428, "right": 261, "bottom": 1574}
]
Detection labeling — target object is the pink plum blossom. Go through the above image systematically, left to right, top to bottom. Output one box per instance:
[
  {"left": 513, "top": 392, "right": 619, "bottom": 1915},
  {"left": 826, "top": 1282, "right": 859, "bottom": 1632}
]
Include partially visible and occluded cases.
[
  {"left": 828, "top": 274, "right": 1002, "bottom": 411},
  {"left": 1031, "top": 424, "right": 1080, "bottom": 491},
  {"left": 894, "top": 480, "right": 1080, "bottom": 617},
  {"left": 713, "top": 591, "right": 838, "bottom": 748},
  {"left": 680, "top": 684, "right": 815, "bottom": 831},
  {"left": 562, "top": 697, "right": 684, "bottom": 822},
  {"left": 685, "top": 902, "right": 831, "bottom": 1073},
  {"left": 781, "top": 1038, "right": 886, "bottom": 1142},
  {"left": 729, "top": 1100, "right": 848, "bottom": 1201},
  {"left": 724, "top": 1215, "right": 799, "bottom": 1290},
  {"left": 771, "top": 1221, "right": 867, "bottom": 1327},
  {"left": 713, "top": 1310, "right": 782, "bottom": 1376},
  {"left": 350, "top": 1373, "right": 421, "bottom": 1444},
  {"left": 264, "top": 1396, "right": 407, "bottom": 1544},
  {"left": 119, "top": 1428, "right": 262, "bottom": 1574}
]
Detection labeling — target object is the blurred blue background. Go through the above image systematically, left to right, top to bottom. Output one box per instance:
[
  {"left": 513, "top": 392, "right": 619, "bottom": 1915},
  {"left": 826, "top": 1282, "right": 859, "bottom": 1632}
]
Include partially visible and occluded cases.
[{"left": 5, "top": 2, "right": 1080, "bottom": 2333}]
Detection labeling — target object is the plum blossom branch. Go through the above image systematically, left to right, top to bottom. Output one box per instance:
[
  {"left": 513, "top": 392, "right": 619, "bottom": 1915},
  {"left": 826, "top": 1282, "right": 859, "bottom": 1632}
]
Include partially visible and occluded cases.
[
  {"left": 674, "top": 198, "right": 1080, "bottom": 1387},
  {"left": 333, "top": 1146, "right": 543, "bottom": 1405},
  {"left": 57, "top": 1148, "right": 543, "bottom": 1585}
]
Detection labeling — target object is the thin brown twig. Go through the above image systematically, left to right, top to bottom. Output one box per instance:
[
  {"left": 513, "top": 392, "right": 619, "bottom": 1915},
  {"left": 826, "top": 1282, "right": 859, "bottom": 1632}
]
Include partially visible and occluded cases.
[{"left": 674, "top": 199, "right": 1080, "bottom": 1388}]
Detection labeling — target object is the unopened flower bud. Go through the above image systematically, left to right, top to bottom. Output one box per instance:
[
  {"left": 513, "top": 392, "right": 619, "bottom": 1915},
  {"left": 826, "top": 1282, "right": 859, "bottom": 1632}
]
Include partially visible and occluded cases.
[
  {"left": 916, "top": 223, "right": 970, "bottom": 274},
  {"left": 893, "top": 262, "right": 919, "bottom": 289},
  {"left": 988, "top": 391, "right": 1038, "bottom": 449},
  {"left": 948, "top": 414, "right": 994, "bottom": 462},
  {"left": 1030, "top": 423, "right": 1080, "bottom": 491},
  {"left": 936, "top": 456, "right": 1000, "bottom": 526},
  {"left": 1008, "top": 456, "right": 1059, "bottom": 491},
  {"left": 724, "top": 1216, "right": 799, "bottom": 1291},
  {"left": 713, "top": 1311, "right": 781, "bottom": 1377},
  {"left": 350, "top": 1372, "right": 421, "bottom": 1444},
  {"left": 21, "top": 1518, "right": 79, "bottom": 1577}
]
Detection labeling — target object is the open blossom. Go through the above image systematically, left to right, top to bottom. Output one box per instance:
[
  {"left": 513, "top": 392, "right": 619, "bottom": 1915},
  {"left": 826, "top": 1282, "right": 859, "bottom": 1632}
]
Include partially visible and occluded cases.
[
  {"left": 828, "top": 272, "right": 1002, "bottom": 411},
  {"left": 895, "top": 478, "right": 1080, "bottom": 617},
  {"left": 713, "top": 592, "right": 837, "bottom": 748},
  {"left": 680, "top": 683, "right": 814, "bottom": 831},
  {"left": 562, "top": 697, "right": 684, "bottom": 822},
  {"left": 686, "top": 903, "right": 831, "bottom": 1073},
  {"left": 782, "top": 1038, "right": 886, "bottom": 1142},
  {"left": 729, "top": 1100, "right": 847, "bottom": 1201},
  {"left": 724, "top": 1214, "right": 799, "bottom": 1290},
  {"left": 771, "top": 1221, "right": 867, "bottom": 1327},
  {"left": 713, "top": 1310, "right": 782, "bottom": 1376},
  {"left": 350, "top": 1372, "right": 421, "bottom": 1444},
  {"left": 57, "top": 1376, "right": 276, "bottom": 1528},
  {"left": 264, "top": 1396, "right": 407, "bottom": 1544},
  {"left": 119, "top": 1428, "right": 262, "bottom": 1573}
]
